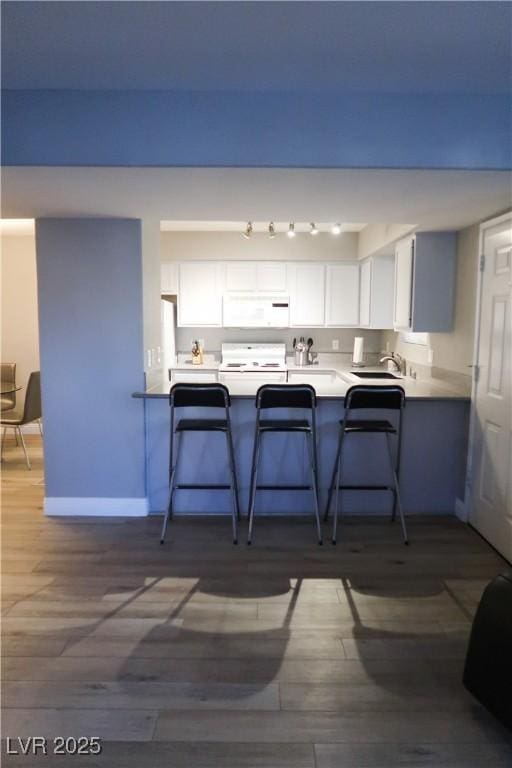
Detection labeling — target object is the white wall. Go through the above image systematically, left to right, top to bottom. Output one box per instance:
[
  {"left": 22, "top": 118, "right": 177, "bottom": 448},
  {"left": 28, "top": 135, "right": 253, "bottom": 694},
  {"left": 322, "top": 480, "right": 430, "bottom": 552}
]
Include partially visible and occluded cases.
[
  {"left": 141, "top": 219, "right": 163, "bottom": 385},
  {"left": 383, "top": 223, "right": 480, "bottom": 376},
  {"left": 161, "top": 231, "right": 358, "bottom": 262},
  {"left": 1, "top": 233, "right": 40, "bottom": 407}
]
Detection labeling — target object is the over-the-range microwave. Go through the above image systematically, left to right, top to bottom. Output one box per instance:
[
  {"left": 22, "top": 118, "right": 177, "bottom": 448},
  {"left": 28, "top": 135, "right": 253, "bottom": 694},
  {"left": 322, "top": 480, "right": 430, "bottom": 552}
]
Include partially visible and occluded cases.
[{"left": 222, "top": 293, "right": 290, "bottom": 328}]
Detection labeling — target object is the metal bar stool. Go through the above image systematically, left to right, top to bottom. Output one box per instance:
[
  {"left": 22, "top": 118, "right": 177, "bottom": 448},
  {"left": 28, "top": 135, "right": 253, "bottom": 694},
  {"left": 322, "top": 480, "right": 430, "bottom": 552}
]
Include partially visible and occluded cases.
[
  {"left": 160, "top": 383, "right": 240, "bottom": 545},
  {"left": 247, "top": 384, "right": 322, "bottom": 546},
  {"left": 324, "top": 385, "right": 409, "bottom": 545}
]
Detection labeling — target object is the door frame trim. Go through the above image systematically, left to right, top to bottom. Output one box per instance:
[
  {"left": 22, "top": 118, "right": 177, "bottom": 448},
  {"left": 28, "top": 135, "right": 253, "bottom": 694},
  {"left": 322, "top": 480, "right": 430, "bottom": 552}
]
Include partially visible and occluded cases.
[{"left": 464, "top": 210, "right": 512, "bottom": 524}]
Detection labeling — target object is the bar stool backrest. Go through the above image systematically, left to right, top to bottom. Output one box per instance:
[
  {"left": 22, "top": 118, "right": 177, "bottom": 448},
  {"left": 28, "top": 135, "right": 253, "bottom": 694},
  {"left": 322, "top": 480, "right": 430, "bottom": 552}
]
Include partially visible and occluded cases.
[
  {"left": 170, "top": 382, "right": 231, "bottom": 409},
  {"left": 256, "top": 384, "right": 316, "bottom": 410},
  {"left": 345, "top": 385, "right": 405, "bottom": 411}
]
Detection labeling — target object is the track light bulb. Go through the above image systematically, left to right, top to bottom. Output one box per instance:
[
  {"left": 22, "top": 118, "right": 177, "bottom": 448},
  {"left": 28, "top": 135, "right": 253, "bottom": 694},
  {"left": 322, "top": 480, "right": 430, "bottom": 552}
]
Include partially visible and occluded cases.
[
  {"left": 243, "top": 222, "right": 253, "bottom": 239},
  {"left": 268, "top": 222, "right": 276, "bottom": 239},
  {"left": 310, "top": 222, "right": 319, "bottom": 235},
  {"left": 287, "top": 223, "right": 296, "bottom": 238},
  {"left": 331, "top": 223, "right": 341, "bottom": 235}
]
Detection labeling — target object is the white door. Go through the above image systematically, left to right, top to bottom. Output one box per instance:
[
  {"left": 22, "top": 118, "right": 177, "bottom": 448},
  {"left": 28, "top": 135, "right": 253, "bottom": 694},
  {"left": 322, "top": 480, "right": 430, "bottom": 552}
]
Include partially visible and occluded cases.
[
  {"left": 468, "top": 214, "right": 512, "bottom": 562},
  {"left": 394, "top": 237, "right": 414, "bottom": 331},
  {"left": 288, "top": 263, "right": 325, "bottom": 327},
  {"left": 325, "top": 263, "right": 360, "bottom": 326}
]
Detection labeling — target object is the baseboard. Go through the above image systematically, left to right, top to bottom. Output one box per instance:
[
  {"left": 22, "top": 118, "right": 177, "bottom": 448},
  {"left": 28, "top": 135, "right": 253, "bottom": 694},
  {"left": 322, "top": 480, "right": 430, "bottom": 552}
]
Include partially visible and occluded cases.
[
  {"left": 44, "top": 497, "right": 149, "bottom": 517},
  {"left": 455, "top": 497, "right": 468, "bottom": 522}
]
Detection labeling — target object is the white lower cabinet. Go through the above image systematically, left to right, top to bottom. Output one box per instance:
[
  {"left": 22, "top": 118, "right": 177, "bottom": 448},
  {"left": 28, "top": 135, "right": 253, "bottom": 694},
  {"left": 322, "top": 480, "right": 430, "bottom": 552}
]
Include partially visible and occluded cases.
[
  {"left": 178, "top": 262, "right": 225, "bottom": 327},
  {"left": 288, "top": 263, "right": 325, "bottom": 327},
  {"left": 325, "top": 263, "right": 360, "bottom": 326},
  {"left": 171, "top": 370, "right": 218, "bottom": 383}
]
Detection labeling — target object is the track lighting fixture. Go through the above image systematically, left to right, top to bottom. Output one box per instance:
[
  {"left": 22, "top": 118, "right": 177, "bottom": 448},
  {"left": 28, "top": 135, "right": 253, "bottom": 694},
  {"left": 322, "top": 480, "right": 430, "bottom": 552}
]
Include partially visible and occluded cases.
[
  {"left": 243, "top": 222, "right": 253, "bottom": 239},
  {"left": 268, "top": 222, "right": 276, "bottom": 239},
  {"left": 310, "top": 222, "right": 319, "bottom": 235},
  {"left": 287, "top": 223, "right": 296, "bottom": 238},
  {"left": 331, "top": 223, "right": 341, "bottom": 235}
]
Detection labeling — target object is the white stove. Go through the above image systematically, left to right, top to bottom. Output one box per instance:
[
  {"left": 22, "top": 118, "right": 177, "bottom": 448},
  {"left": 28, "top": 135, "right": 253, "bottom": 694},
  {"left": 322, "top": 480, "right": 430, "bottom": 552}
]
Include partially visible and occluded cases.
[{"left": 219, "top": 343, "right": 287, "bottom": 382}]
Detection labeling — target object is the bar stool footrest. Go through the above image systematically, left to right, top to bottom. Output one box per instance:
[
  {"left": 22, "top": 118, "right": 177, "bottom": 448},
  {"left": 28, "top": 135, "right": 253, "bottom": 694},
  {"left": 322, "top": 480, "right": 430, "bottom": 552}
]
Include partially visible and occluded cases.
[
  {"left": 174, "top": 483, "right": 231, "bottom": 490},
  {"left": 256, "top": 484, "right": 312, "bottom": 491},
  {"left": 337, "top": 484, "right": 396, "bottom": 491}
]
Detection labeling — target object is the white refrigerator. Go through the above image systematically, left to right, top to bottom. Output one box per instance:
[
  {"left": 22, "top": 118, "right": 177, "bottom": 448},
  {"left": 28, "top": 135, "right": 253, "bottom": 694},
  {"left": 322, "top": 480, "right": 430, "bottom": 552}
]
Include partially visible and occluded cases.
[{"left": 161, "top": 299, "right": 177, "bottom": 379}]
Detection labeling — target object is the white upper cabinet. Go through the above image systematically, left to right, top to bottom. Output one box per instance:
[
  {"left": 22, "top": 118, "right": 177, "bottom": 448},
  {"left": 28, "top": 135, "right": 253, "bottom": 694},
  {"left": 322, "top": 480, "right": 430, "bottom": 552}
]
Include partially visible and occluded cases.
[
  {"left": 394, "top": 232, "right": 456, "bottom": 332},
  {"left": 359, "top": 255, "right": 395, "bottom": 329},
  {"left": 161, "top": 262, "right": 178, "bottom": 294},
  {"left": 178, "top": 262, "right": 225, "bottom": 327},
  {"left": 225, "top": 262, "right": 287, "bottom": 292},
  {"left": 288, "top": 263, "right": 325, "bottom": 327},
  {"left": 325, "top": 263, "right": 360, "bottom": 327}
]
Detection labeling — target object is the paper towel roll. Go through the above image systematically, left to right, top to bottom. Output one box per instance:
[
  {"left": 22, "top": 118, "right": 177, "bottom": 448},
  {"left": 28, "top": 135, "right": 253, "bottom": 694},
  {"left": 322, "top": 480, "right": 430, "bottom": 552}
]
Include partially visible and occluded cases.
[{"left": 352, "top": 336, "right": 364, "bottom": 364}]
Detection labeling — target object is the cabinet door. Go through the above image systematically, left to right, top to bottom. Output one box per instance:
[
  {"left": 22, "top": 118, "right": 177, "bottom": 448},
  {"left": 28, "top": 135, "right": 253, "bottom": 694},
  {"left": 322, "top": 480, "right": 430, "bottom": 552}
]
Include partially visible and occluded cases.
[
  {"left": 394, "top": 238, "right": 414, "bottom": 330},
  {"left": 359, "top": 259, "right": 371, "bottom": 327},
  {"left": 161, "top": 262, "right": 178, "bottom": 294},
  {"left": 178, "top": 262, "right": 223, "bottom": 326},
  {"left": 225, "top": 262, "right": 257, "bottom": 291},
  {"left": 257, "top": 263, "right": 287, "bottom": 292},
  {"left": 288, "top": 263, "right": 325, "bottom": 327},
  {"left": 325, "top": 264, "right": 360, "bottom": 326}
]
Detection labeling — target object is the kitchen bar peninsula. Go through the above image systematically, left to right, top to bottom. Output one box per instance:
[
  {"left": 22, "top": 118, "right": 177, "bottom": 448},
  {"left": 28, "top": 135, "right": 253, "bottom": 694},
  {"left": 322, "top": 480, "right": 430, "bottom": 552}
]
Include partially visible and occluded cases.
[{"left": 133, "top": 371, "right": 470, "bottom": 518}]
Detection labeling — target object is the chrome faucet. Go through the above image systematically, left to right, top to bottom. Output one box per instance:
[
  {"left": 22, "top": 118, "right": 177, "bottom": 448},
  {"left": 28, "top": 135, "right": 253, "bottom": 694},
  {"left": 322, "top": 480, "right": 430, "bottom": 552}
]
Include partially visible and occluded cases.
[{"left": 379, "top": 353, "right": 406, "bottom": 375}]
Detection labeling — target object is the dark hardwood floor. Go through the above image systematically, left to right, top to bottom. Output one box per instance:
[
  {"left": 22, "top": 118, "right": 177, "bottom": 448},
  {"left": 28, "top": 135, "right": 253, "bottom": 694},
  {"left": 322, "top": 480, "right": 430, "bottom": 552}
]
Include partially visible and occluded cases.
[{"left": 1, "top": 435, "right": 511, "bottom": 766}]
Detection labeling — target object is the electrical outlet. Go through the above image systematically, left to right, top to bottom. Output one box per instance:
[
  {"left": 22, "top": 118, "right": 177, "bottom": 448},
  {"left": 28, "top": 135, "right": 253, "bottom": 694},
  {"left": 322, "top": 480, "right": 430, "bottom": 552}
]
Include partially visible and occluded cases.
[
  {"left": 332, "top": 339, "right": 339, "bottom": 351},
  {"left": 386, "top": 340, "right": 390, "bottom": 353},
  {"left": 427, "top": 347, "right": 434, "bottom": 365},
  {"left": 146, "top": 349, "right": 152, "bottom": 368}
]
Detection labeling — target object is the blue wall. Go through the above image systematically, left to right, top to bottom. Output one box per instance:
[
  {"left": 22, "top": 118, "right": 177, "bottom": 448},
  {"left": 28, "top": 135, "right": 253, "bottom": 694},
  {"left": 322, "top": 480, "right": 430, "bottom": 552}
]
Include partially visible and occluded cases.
[
  {"left": 3, "top": 90, "right": 511, "bottom": 169},
  {"left": 36, "top": 218, "right": 147, "bottom": 503}
]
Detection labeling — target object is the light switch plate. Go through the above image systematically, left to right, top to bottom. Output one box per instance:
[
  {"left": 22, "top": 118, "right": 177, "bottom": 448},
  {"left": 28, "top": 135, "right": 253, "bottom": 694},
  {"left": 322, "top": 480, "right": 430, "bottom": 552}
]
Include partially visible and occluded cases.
[
  {"left": 332, "top": 339, "right": 339, "bottom": 351},
  {"left": 427, "top": 347, "right": 434, "bottom": 365}
]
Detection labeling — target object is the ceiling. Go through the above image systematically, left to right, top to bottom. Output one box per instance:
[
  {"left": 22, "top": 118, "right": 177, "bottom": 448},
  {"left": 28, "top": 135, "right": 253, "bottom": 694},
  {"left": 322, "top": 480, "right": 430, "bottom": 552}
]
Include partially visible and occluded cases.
[
  {"left": 2, "top": 2, "right": 510, "bottom": 94},
  {"left": 2, "top": 167, "right": 510, "bottom": 231}
]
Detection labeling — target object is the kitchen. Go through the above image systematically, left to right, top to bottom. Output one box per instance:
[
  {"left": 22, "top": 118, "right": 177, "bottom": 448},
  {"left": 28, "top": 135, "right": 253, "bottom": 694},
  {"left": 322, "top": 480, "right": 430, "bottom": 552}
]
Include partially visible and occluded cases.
[
  {"left": 2, "top": 1, "right": 512, "bottom": 763},
  {"left": 135, "top": 221, "right": 473, "bottom": 541}
]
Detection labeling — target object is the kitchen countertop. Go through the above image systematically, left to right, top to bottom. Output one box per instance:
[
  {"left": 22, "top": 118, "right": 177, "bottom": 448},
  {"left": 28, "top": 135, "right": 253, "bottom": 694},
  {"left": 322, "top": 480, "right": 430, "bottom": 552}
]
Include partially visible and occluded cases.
[{"left": 133, "top": 364, "right": 470, "bottom": 401}]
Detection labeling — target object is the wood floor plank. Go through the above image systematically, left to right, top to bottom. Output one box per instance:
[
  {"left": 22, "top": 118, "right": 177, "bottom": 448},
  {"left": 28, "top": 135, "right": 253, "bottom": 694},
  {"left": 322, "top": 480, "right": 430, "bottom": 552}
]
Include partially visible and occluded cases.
[
  {"left": 2, "top": 680, "right": 279, "bottom": 711},
  {"left": 1, "top": 708, "right": 156, "bottom": 740},
  {"left": 153, "top": 709, "right": 510, "bottom": 743},
  {"left": 0, "top": 741, "right": 315, "bottom": 767},
  {"left": 314, "top": 741, "right": 512, "bottom": 768}
]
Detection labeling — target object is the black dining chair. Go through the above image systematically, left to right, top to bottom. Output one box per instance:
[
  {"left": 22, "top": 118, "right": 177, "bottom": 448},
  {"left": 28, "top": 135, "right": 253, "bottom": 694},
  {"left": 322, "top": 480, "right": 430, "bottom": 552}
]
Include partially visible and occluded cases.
[
  {"left": 160, "top": 383, "right": 240, "bottom": 545},
  {"left": 247, "top": 384, "right": 322, "bottom": 546},
  {"left": 324, "top": 385, "right": 408, "bottom": 545}
]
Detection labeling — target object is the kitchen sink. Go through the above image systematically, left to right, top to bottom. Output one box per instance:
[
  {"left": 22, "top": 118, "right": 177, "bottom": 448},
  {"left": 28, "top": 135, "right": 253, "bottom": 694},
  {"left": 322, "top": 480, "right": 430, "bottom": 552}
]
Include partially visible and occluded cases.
[{"left": 351, "top": 371, "right": 401, "bottom": 379}]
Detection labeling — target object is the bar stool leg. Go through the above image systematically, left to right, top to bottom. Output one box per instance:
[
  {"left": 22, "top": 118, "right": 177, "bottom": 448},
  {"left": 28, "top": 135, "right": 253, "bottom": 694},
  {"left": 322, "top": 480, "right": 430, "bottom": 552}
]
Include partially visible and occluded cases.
[
  {"left": 247, "top": 422, "right": 259, "bottom": 520},
  {"left": 18, "top": 427, "right": 31, "bottom": 470},
  {"left": 226, "top": 427, "right": 241, "bottom": 523},
  {"left": 324, "top": 427, "right": 343, "bottom": 522},
  {"left": 225, "top": 430, "right": 239, "bottom": 544},
  {"left": 247, "top": 430, "right": 262, "bottom": 545},
  {"left": 332, "top": 431, "right": 346, "bottom": 545},
  {"left": 160, "top": 432, "right": 180, "bottom": 544},
  {"left": 307, "top": 432, "right": 323, "bottom": 545},
  {"left": 386, "top": 433, "right": 408, "bottom": 545}
]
